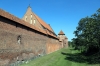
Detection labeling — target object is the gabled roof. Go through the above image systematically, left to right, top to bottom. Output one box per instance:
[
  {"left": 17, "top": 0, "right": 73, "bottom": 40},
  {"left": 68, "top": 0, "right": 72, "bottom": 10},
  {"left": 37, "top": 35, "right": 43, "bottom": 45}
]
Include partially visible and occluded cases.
[
  {"left": 25, "top": 6, "right": 54, "bottom": 32},
  {"left": 0, "top": 9, "right": 58, "bottom": 39},
  {"left": 34, "top": 14, "right": 53, "bottom": 32},
  {"left": 58, "top": 30, "right": 65, "bottom": 35}
]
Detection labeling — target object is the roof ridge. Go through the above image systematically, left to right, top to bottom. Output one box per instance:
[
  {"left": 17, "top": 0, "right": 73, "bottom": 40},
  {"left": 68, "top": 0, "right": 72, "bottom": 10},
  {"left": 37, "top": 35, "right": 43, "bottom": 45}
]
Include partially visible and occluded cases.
[
  {"left": 0, "top": 8, "right": 58, "bottom": 39},
  {"left": 0, "top": 9, "right": 46, "bottom": 34},
  {"left": 33, "top": 13, "right": 54, "bottom": 32},
  {"left": 58, "top": 30, "right": 65, "bottom": 35}
]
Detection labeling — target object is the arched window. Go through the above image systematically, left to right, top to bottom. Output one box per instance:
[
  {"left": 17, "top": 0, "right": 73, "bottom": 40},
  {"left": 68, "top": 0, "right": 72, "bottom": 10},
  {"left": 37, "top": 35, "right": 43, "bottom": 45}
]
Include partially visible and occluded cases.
[{"left": 17, "top": 35, "right": 21, "bottom": 44}]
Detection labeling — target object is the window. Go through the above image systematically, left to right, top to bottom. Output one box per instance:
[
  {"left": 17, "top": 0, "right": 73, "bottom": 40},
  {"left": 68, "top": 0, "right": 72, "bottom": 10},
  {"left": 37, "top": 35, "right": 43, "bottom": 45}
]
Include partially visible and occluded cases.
[
  {"left": 30, "top": 14, "right": 33, "bottom": 24},
  {"left": 31, "top": 14, "right": 32, "bottom": 18},
  {"left": 25, "top": 16, "right": 27, "bottom": 21},
  {"left": 30, "top": 19, "right": 32, "bottom": 24},
  {"left": 33, "top": 19, "right": 36, "bottom": 25},
  {"left": 17, "top": 35, "right": 21, "bottom": 44}
]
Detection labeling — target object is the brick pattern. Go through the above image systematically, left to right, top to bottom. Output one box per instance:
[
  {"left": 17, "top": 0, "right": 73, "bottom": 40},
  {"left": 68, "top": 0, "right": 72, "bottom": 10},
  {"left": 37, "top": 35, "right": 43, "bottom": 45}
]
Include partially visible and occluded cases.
[
  {"left": 22, "top": 7, "right": 57, "bottom": 38},
  {"left": 22, "top": 7, "right": 44, "bottom": 30},
  {"left": 0, "top": 9, "right": 58, "bottom": 39},
  {"left": 0, "top": 15, "right": 61, "bottom": 65},
  {"left": 46, "top": 38, "right": 61, "bottom": 54}
]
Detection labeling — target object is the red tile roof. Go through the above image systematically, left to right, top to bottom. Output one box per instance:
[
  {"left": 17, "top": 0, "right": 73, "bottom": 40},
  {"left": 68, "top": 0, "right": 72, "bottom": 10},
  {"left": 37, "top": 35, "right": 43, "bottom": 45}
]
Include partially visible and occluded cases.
[
  {"left": 0, "top": 9, "right": 58, "bottom": 39},
  {"left": 34, "top": 14, "right": 53, "bottom": 32},
  {"left": 58, "top": 30, "right": 65, "bottom": 35}
]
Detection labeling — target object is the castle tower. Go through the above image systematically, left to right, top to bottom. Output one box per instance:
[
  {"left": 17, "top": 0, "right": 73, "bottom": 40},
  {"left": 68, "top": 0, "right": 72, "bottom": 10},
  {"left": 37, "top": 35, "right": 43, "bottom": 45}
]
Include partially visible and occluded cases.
[
  {"left": 58, "top": 30, "right": 68, "bottom": 48},
  {"left": 58, "top": 30, "right": 65, "bottom": 41},
  {"left": 64, "top": 36, "right": 68, "bottom": 48}
]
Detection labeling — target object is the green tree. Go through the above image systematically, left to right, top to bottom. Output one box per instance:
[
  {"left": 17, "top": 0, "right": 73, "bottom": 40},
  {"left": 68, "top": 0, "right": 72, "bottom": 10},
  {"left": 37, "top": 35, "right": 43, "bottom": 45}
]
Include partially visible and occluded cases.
[{"left": 73, "top": 8, "right": 100, "bottom": 54}]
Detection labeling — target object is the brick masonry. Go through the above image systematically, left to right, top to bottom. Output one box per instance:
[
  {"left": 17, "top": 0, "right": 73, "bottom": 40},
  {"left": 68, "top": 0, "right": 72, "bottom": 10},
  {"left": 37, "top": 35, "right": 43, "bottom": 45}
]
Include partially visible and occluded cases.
[{"left": 0, "top": 15, "right": 61, "bottom": 65}]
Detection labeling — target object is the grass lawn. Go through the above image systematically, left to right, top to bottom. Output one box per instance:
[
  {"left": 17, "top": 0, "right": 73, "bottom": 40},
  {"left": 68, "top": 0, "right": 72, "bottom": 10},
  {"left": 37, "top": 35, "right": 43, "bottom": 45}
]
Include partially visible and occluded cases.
[{"left": 20, "top": 48, "right": 100, "bottom": 66}]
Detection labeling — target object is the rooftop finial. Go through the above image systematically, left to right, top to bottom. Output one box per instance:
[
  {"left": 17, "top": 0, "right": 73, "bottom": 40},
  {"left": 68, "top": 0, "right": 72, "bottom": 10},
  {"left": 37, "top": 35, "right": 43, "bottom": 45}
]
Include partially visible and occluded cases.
[
  {"left": 27, "top": 3, "right": 32, "bottom": 10},
  {"left": 27, "top": 3, "right": 32, "bottom": 11},
  {"left": 28, "top": 3, "right": 31, "bottom": 8},
  {"left": 58, "top": 30, "right": 65, "bottom": 35}
]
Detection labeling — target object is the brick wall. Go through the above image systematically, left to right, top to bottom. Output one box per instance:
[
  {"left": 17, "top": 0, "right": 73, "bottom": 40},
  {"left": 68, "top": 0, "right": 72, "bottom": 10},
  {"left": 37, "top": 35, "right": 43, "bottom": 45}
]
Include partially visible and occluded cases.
[
  {"left": 0, "top": 16, "right": 61, "bottom": 65},
  {"left": 46, "top": 38, "right": 61, "bottom": 54}
]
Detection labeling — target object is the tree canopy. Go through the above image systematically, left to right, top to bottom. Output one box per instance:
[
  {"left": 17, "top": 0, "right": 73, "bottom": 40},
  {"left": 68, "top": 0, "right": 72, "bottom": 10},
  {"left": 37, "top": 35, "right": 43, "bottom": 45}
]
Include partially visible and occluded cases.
[{"left": 72, "top": 8, "right": 100, "bottom": 55}]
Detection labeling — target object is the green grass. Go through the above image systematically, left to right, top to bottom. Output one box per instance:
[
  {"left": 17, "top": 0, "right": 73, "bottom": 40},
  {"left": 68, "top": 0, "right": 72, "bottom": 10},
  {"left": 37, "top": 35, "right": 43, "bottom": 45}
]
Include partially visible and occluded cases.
[{"left": 20, "top": 48, "right": 100, "bottom": 66}]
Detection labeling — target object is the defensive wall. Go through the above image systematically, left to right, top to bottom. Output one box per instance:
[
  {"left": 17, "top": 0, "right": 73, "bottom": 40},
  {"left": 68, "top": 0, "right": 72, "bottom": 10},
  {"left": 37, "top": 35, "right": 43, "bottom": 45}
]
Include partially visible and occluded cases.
[{"left": 0, "top": 9, "right": 62, "bottom": 65}]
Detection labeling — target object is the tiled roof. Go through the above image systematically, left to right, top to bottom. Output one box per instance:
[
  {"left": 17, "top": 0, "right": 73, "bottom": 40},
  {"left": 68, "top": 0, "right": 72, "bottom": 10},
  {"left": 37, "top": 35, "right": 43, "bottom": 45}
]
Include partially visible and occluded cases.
[
  {"left": 0, "top": 9, "right": 58, "bottom": 39},
  {"left": 34, "top": 14, "right": 53, "bottom": 32},
  {"left": 58, "top": 30, "right": 65, "bottom": 35}
]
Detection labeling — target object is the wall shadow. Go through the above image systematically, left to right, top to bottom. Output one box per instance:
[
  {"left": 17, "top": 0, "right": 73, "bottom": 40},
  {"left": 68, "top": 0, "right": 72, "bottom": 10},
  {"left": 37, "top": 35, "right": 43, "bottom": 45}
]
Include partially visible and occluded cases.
[{"left": 61, "top": 50, "right": 100, "bottom": 64}]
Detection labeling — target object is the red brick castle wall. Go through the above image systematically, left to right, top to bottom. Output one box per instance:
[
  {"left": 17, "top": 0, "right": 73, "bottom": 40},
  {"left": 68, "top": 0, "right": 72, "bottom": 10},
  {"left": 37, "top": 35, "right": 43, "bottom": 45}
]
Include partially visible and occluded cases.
[{"left": 0, "top": 9, "right": 61, "bottom": 65}]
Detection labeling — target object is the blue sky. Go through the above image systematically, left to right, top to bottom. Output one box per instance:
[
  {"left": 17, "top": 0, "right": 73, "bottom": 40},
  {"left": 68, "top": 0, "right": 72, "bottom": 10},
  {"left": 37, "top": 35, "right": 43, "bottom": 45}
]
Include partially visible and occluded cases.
[{"left": 0, "top": 0, "right": 100, "bottom": 41}]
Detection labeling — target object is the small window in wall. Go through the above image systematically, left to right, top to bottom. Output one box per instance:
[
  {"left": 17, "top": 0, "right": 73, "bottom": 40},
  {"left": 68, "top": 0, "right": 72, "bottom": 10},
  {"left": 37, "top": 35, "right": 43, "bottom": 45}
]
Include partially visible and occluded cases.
[
  {"left": 30, "top": 14, "right": 33, "bottom": 24},
  {"left": 31, "top": 14, "right": 32, "bottom": 18},
  {"left": 25, "top": 16, "right": 27, "bottom": 21},
  {"left": 30, "top": 19, "right": 32, "bottom": 24},
  {"left": 33, "top": 19, "right": 36, "bottom": 25},
  {"left": 17, "top": 35, "right": 21, "bottom": 44}
]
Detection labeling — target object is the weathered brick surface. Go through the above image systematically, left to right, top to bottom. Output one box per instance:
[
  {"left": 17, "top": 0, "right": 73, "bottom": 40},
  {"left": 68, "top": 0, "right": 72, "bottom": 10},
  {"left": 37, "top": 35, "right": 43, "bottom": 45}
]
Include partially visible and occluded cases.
[
  {"left": 0, "top": 16, "right": 61, "bottom": 65},
  {"left": 46, "top": 38, "right": 61, "bottom": 54}
]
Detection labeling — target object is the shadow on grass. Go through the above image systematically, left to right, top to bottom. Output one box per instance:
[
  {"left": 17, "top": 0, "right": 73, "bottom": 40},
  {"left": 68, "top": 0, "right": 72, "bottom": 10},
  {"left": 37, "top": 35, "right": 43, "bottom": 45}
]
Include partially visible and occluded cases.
[{"left": 61, "top": 50, "right": 100, "bottom": 64}]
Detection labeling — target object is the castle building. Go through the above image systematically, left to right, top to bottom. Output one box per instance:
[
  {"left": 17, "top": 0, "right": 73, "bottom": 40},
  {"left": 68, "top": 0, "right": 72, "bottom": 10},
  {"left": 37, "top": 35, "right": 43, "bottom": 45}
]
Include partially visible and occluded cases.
[
  {"left": 0, "top": 6, "right": 68, "bottom": 65},
  {"left": 22, "top": 6, "right": 56, "bottom": 36},
  {"left": 58, "top": 30, "right": 68, "bottom": 48}
]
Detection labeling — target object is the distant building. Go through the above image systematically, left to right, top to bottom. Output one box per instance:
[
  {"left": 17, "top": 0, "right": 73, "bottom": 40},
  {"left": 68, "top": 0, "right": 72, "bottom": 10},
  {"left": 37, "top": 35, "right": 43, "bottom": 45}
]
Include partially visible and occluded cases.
[{"left": 58, "top": 30, "right": 68, "bottom": 48}]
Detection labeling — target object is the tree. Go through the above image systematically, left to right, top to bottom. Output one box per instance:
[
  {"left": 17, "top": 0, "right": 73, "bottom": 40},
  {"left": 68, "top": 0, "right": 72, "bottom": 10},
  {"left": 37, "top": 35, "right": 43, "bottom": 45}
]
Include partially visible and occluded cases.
[{"left": 72, "top": 8, "right": 100, "bottom": 54}]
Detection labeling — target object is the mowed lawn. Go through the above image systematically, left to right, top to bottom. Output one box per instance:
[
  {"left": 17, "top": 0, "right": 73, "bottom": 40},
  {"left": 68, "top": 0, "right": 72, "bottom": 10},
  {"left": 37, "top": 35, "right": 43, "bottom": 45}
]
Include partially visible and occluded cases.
[{"left": 20, "top": 48, "right": 100, "bottom": 66}]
